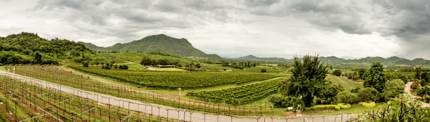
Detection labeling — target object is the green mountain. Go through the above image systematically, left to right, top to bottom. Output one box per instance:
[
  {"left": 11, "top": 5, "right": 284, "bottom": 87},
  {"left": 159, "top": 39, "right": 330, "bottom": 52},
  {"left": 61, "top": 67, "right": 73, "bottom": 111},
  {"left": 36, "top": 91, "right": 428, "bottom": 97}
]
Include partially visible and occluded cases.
[
  {"left": 0, "top": 32, "right": 93, "bottom": 65},
  {"left": 88, "top": 34, "right": 209, "bottom": 57}
]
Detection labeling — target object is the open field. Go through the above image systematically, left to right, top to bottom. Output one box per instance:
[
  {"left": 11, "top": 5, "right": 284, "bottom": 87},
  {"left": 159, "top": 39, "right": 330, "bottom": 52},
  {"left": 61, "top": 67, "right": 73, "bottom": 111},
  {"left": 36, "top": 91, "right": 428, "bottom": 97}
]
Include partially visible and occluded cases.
[
  {"left": 9, "top": 65, "right": 278, "bottom": 116},
  {"left": 68, "top": 65, "right": 279, "bottom": 89}
]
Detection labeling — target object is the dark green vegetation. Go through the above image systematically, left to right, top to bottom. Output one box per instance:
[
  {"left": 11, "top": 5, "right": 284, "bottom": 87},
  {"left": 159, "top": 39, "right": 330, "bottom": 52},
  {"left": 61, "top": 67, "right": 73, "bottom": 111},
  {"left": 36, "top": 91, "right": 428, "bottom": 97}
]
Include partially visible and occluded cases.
[
  {"left": 0, "top": 32, "right": 93, "bottom": 65},
  {"left": 83, "top": 34, "right": 215, "bottom": 58},
  {"left": 282, "top": 55, "right": 336, "bottom": 107},
  {"left": 363, "top": 63, "right": 386, "bottom": 92},
  {"left": 69, "top": 65, "right": 278, "bottom": 89},
  {"left": 186, "top": 79, "right": 281, "bottom": 105}
]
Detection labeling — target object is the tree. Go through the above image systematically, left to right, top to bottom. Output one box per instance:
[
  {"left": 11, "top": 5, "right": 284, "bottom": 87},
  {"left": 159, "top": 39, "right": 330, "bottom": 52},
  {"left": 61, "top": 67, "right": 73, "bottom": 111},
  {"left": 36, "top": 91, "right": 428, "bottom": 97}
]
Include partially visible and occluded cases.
[
  {"left": 33, "top": 52, "right": 42, "bottom": 64},
  {"left": 284, "top": 55, "right": 329, "bottom": 107},
  {"left": 363, "top": 63, "right": 386, "bottom": 92},
  {"left": 261, "top": 68, "right": 267, "bottom": 73},
  {"left": 358, "top": 68, "right": 366, "bottom": 80},
  {"left": 332, "top": 69, "right": 342, "bottom": 76},
  {"left": 383, "top": 79, "right": 405, "bottom": 99},
  {"left": 417, "top": 86, "right": 430, "bottom": 97},
  {"left": 358, "top": 87, "right": 379, "bottom": 102},
  {"left": 336, "top": 91, "right": 360, "bottom": 104}
]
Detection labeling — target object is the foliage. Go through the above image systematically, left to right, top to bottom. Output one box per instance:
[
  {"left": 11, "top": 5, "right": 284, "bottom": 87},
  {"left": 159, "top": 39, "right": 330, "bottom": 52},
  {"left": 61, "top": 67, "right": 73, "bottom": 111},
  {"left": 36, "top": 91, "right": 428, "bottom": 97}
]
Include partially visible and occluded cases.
[
  {"left": 0, "top": 32, "right": 93, "bottom": 65},
  {"left": 284, "top": 55, "right": 329, "bottom": 107},
  {"left": 140, "top": 56, "right": 180, "bottom": 66},
  {"left": 221, "top": 61, "right": 257, "bottom": 70},
  {"left": 185, "top": 62, "right": 201, "bottom": 71},
  {"left": 363, "top": 63, "right": 386, "bottom": 92},
  {"left": 69, "top": 65, "right": 278, "bottom": 89},
  {"left": 260, "top": 68, "right": 267, "bottom": 73},
  {"left": 332, "top": 69, "right": 342, "bottom": 76},
  {"left": 383, "top": 79, "right": 405, "bottom": 99},
  {"left": 187, "top": 80, "right": 280, "bottom": 105},
  {"left": 315, "top": 84, "right": 343, "bottom": 104},
  {"left": 417, "top": 86, "right": 430, "bottom": 97},
  {"left": 357, "top": 87, "right": 380, "bottom": 102},
  {"left": 336, "top": 91, "right": 360, "bottom": 104},
  {"left": 269, "top": 94, "right": 304, "bottom": 111},
  {"left": 360, "top": 95, "right": 430, "bottom": 122},
  {"left": 359, "top": 102, "right": 376, "bottom": 108},
  {"left": 307, "top": 103, "right": 351, "bottom": 111}
]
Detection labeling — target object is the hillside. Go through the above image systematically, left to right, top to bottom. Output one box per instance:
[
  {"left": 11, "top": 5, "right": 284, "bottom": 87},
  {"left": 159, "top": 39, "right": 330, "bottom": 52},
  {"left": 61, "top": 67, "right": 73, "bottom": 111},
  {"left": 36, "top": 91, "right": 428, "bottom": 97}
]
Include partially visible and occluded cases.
[
  {"left": 0, "top": 32, "right": 93, "bottom": 65},
  {"left": 87, "top": 34, "right": 209, "bottom": 57}
]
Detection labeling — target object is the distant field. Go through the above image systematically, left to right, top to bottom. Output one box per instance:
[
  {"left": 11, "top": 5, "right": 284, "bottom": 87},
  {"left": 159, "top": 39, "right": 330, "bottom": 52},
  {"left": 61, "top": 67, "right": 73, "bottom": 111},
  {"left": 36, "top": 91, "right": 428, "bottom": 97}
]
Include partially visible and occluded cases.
[
  {"left": 69, "top": 65, "right": 279, "bottom": 89},
  {"left": 326, "top": 75, "right": 361, "bottom": 90},
  {"left": 186, "top": 79, "right": 282, "bottom": 105}
]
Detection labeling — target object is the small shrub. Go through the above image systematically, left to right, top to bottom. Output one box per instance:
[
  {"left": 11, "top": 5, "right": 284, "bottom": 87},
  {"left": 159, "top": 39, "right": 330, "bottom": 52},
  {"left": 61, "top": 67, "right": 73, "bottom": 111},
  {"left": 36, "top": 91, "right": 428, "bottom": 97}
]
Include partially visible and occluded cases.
[
  {"left": 119, "top": 65, "right": 129, "bottom": 70},
  {"left": 260, "top": 68, "right": 267, "bottom": 73},
  {"left": 332, "top": 69, "right": 342, "bottom": 76},
  {"left": 358, "top": 87, "right": 379, "bottom": 102},
  {"left": 336, "top": 91, "right": 360, "bottom": 104},
  {"left": 269, "top": 95, "right": 304, "bottom": 111},
  {"left": 359, "top": 102, "right": 376, "bottom": 108},
  {"left": 308, "top": 103, "right": 351, "bottom": 111}
]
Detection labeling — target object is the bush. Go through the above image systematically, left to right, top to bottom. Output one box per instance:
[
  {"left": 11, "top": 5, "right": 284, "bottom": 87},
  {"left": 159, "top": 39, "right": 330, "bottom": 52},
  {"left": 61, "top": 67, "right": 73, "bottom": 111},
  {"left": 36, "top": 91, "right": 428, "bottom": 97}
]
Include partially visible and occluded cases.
[
  {"left": 119, "top": 65, "right": 128, "bottom": 70},
  {"left": 260, "top": 68, "right": 267, "bottom": 73},
  {"left": 332, "top": 69, "right": 342, "bottom": 76},
  {"left": 383, "top": 79, "right": 405, "bottom": 99},
  {"left": 417, "top": 86, "right": 430, "bottom": 97},
  {"left": 358, "top": 87, "right": 379, "bottom": 102},
  {"left": 336, "top": 91, "right": 360, "bottom": 104},
  {"left": 269, "top": 95, "right": 304, "bottom": 111},
  {"left": 359, "top": 102, "right": 376, "bottom": 108},
  {"left": 308, "top": 103, "right": 351, "bottom": 111}
]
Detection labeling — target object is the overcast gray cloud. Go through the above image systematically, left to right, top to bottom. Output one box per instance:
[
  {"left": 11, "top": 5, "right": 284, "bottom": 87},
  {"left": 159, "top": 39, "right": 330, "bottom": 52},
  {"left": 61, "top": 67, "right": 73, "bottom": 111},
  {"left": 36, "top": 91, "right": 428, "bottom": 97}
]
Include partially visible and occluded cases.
[{"left": 1, "top": 0, "right": 430, "bottom": 59}]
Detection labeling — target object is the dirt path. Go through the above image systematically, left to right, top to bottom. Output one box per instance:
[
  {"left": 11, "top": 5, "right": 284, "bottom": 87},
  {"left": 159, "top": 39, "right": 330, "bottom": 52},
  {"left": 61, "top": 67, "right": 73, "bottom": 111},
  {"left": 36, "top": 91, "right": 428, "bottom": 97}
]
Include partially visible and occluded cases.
[
  {"left": 0, "top": 70, "right": 354, "bottom": 122},
  {"left": 404, "top": 82, "right": 430, "bottom": 108}
]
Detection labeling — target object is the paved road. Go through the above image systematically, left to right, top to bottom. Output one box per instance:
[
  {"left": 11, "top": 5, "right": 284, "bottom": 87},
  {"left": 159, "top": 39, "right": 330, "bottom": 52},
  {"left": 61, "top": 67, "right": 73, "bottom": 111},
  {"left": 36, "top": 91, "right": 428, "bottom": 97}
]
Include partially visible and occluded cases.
[
  {"left": 0, "top": 70, "right": 354, "bottom": 122},
  {"left": 404, "top": 82, "right": 430, "bottom": 108}
]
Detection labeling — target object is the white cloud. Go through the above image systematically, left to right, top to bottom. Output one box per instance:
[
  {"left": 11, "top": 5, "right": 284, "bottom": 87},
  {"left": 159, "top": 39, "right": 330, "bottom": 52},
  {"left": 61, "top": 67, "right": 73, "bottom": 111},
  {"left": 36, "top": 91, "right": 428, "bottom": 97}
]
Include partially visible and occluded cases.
[{"left": 0, "top": 0, "right": 427, "bottom": 59}]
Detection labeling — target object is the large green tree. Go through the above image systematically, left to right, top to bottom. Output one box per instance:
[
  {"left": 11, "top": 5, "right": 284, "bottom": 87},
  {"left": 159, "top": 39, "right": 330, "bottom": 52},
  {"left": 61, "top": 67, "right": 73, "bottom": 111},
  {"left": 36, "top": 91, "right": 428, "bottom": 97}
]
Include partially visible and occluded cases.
[
  {"left": 284, "top": 55, "right": 329, "bottom": 107},
  {"left": 364, "top": 63, "right": 386, "bottom": 92}
]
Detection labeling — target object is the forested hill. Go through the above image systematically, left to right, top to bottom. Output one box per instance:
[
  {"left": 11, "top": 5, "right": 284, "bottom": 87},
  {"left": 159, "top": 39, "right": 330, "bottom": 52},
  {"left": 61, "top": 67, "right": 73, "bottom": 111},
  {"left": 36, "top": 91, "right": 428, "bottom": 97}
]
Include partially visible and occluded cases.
[
  {"left": 0, "top": 32, "right": 93, "bottom": 65},
  {"left": 85, "top": 34, "right": 209, "bottom": 57}
]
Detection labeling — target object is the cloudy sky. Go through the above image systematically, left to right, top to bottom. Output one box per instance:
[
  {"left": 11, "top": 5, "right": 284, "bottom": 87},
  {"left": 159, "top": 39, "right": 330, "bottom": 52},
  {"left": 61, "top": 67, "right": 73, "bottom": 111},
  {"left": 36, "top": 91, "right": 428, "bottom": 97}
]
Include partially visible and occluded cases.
[{"left": 1, "top": 0, "right": 430, "bottom": 59}]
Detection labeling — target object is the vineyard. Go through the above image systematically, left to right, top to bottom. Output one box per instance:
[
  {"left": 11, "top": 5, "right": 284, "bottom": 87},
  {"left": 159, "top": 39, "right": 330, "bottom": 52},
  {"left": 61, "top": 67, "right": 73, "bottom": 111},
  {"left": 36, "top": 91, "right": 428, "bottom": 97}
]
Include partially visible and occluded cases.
[
  {"left": 69, "top": 65, "right": 278, "bottom": 89},
  {"left": 11, "top": 66, "right": 276, "bottom": 116},
  {"left": 0, "top": 77, "right": 173, "bottom": 122},
  {"left": 187, "top": 80, "right": 282, "bottom": 105}
]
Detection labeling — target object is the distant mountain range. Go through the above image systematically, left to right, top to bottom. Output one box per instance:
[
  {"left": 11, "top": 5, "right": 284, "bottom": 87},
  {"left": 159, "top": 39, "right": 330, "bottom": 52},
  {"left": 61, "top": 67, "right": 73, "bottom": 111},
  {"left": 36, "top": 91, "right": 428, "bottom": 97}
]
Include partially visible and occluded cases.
[
  {"left": 77, "top": 33, "right": 430, "bottom": 66},
  {"left": 81, "top": 34, "right": 221, "bottom": 59},
  {"left": 237, "top": 55, "right": 430, "bottom": 66}
]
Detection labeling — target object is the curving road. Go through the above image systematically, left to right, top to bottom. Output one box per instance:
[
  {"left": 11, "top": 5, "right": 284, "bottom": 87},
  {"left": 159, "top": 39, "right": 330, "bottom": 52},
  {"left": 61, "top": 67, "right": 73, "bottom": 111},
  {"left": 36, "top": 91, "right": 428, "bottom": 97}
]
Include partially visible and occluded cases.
[
  {"left": 0, "top": 70, "right": 354, "bottom": 122},
  {"left": 404, "top": 82, "right": 430, "bottom": 108}
]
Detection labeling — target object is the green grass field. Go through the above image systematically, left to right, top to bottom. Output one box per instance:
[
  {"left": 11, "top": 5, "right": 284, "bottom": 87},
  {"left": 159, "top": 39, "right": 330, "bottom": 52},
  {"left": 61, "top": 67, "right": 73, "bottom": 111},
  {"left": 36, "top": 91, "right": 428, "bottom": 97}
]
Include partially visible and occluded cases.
[
  {"left": 69, "top": 65, "right": 279, "bottom": 89},
  {"left": 326, "top": 75, "right": 361, "bottom": 90}
]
